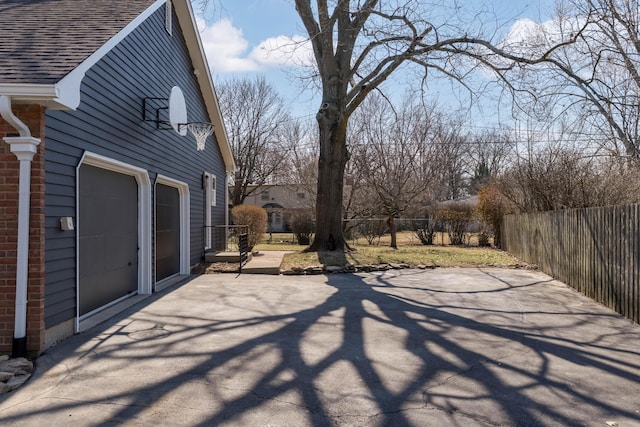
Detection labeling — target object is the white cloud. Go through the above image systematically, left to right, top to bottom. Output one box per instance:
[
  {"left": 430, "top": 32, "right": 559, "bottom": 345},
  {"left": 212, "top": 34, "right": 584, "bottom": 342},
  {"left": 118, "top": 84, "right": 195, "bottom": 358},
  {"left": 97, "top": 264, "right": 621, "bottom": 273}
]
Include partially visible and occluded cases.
[
  {"left": 501, "top": 16, "right": 583, "bottom": 57},
  {"left": 197, "top": 18, "right": 313, "bottom": 73},
  {"left": 197, "top": 18, "right": 259, "bottom": 72},
  {"left": 249, "top": 35, "right": 314, "bottom": 68}
]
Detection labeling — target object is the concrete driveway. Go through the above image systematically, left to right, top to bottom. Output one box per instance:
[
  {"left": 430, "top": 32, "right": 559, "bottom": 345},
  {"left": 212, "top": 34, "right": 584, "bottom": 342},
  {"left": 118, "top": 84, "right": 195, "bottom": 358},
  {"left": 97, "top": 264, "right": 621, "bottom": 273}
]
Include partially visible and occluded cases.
[{"left": 0, "top": 268, "right": 639, "bottom": 426}]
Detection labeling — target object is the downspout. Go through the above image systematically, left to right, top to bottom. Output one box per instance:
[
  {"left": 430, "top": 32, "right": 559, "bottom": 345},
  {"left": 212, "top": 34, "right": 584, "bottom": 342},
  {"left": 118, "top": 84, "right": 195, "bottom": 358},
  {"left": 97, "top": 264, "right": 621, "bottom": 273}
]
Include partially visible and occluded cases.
[{"left": 0, "top": 95, "right": 41, "bottom": 358}]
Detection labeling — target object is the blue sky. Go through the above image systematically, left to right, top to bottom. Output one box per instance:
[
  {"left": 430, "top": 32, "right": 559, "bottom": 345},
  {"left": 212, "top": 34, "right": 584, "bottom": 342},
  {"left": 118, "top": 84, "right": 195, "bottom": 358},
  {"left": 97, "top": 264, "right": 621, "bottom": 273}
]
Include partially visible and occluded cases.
[{"left": 195, "top": 0, "right": 557, "bottom": 127}]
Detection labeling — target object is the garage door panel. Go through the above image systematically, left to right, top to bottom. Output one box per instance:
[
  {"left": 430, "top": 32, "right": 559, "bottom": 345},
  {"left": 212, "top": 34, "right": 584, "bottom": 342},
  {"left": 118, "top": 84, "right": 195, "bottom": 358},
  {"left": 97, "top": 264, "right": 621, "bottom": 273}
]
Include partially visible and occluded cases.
[
  {"left": 79, "top": 164, "right": 139, "bottom": 316},
  {"left": 156, "top": 184, "right": 180, "bottom": 282},
  {"left": 79, "top": 265, "right": 138, "bottom": 315}
]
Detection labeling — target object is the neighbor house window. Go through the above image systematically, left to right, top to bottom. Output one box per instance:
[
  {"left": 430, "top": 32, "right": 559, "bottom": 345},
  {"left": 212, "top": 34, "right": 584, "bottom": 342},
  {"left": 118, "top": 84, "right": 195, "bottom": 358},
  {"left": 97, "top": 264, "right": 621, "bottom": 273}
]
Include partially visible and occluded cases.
[
  {"left": 261, "top": 190, "right": 269, "bottom": 201},
  {"left": 298, "top": 192, "right": 305, "bottom": 199}
]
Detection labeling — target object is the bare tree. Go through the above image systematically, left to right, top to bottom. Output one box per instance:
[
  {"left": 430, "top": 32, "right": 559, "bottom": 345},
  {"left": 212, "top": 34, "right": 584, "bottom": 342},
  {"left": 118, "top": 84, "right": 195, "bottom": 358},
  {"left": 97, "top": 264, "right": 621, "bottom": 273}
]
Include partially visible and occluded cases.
[
  {"left": 293, "top": 0, "right": 548, "bottom": 251},
  {"left": 498, "top": 0, "right": 640, "bottom": 162},
  {"left": 216, "top": 76, "right": 290, "bottom": 206},
  {"left": 350, "top": 94, "right": 436, "bottom": 248},
  {"left": 277, "top": 117, "right": 319, "bottom": 205},
  {"left": 429, "top": 119, "right": 472, "bottom": 201},
  {"left": 468, "top": 130, "right": 516, "bottom": 193},
  {"left": 496, "top": 146, "right": 640, "bottom": 212}
]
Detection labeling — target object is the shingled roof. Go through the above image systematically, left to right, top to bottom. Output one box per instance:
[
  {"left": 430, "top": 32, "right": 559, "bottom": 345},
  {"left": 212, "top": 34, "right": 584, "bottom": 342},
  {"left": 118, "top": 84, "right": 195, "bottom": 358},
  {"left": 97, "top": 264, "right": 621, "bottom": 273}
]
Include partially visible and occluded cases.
[
  {"left": 0, "top": 0, "right": 156, "bottom": 84},
  {"left": 0, "top": 0, "right": 235, "bottom": 173}
]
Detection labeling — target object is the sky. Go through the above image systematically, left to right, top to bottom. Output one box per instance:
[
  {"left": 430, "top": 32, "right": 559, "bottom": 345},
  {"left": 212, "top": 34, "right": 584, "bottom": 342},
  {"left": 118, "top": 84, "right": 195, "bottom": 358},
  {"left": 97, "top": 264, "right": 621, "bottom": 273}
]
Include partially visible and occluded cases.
[{"left": 194, "top": 0, "right": 558, "bottom": 129}]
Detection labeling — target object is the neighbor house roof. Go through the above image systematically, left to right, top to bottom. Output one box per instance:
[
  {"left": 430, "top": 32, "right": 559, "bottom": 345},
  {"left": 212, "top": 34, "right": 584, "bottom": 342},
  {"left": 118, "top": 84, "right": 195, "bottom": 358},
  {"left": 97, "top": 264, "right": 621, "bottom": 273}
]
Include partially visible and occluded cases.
[
  {"left": 0, "top": 0, "right": 235, "bottom": 174},
  {"left": 0, "top": 0, "right": 155, "bottom": 84}
]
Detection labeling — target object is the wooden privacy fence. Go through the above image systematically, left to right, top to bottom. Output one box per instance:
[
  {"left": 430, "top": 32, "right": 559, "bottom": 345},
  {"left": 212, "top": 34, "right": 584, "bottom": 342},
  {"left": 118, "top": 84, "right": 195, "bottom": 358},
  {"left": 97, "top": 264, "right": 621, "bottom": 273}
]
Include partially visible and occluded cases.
[{"left": 502, "top": 205, "right": 640, "bottom": 323}]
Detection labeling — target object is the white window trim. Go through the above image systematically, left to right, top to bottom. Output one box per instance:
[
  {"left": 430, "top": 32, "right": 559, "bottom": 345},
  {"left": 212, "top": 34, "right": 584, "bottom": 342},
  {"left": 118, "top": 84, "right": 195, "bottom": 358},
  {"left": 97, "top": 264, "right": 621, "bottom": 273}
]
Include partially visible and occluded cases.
[
  {"left": 76, "top": 152, "right": 153, "bottom": 332},
  {"left": 204, "top": 172, "right": 216, "bottom": 249},
  {"left": 155, "top": 175, "right": 190, "bottom": 284}
]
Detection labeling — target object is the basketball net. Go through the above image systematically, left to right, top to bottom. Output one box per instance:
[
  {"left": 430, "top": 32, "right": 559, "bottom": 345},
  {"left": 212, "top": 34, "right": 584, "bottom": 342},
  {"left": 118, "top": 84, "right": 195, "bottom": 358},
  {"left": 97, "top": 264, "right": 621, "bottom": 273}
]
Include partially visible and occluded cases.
[{"left": 187, "top": 122, "right": 214, "bottom": 151}]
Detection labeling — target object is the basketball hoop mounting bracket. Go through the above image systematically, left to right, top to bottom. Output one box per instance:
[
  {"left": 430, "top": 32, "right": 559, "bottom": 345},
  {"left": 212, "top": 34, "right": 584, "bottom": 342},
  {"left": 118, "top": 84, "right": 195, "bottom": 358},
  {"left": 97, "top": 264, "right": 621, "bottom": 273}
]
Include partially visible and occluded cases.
[
  {"left": 142, "top": 86, "right": 211, "bottom": 150},
  {"left": 142, "top": 97, "right": 172, "bottom": 130}
]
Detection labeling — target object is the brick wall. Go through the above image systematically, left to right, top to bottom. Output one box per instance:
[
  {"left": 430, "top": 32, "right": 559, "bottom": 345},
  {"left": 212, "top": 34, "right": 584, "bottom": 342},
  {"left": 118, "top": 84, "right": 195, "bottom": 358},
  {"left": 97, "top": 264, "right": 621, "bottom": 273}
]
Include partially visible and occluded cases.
[{"left": 0, "top": 104, "right": 46, "bottom": 355}]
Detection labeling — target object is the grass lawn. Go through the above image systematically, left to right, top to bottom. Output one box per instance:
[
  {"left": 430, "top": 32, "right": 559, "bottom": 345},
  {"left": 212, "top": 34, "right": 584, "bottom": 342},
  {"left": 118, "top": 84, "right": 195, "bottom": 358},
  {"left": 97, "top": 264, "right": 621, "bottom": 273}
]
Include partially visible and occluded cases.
[{"left": 254, "top": 232, "right": 524, "bottom": 270}]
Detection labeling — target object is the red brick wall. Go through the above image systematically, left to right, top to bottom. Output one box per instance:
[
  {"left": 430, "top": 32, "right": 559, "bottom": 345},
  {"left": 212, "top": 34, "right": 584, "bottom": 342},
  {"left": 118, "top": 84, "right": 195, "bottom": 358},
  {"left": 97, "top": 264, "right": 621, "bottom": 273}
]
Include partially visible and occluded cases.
[{"left": 0, "top": 104, "right": 46, "bottom": 356}]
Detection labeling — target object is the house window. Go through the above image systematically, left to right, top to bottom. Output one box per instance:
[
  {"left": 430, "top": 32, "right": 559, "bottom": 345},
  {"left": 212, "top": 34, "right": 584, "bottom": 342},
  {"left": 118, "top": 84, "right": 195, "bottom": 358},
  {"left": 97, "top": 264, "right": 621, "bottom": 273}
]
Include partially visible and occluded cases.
[
  {"left": 165, "top": 0, "right": 173, "bottom": 35},
  {"left": 204, "top": 172, "right": 216, "bottom": 249},
  {"left": 210, "top": 176, "right": 217, "bottom": 207},
  {"left": 261, "top": 190, "right": 269, "bottom": 201},
  {"left": 298, "top": 192, "right": 305, "bottom": 199}
]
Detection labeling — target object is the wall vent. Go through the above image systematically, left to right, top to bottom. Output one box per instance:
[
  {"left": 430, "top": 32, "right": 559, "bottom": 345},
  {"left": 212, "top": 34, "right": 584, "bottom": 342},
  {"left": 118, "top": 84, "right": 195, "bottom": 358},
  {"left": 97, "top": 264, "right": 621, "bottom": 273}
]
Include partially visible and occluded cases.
[{"left": 165, "top": 0, "right": 173, "bottom": 36}]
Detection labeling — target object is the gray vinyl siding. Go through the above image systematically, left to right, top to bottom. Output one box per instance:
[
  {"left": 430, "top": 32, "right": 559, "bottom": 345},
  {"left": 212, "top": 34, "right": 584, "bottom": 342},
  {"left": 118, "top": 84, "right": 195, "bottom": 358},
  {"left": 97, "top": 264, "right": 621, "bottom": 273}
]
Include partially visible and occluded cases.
[{"left": 44, "top": 7, "right": 227, "bottom": 328}]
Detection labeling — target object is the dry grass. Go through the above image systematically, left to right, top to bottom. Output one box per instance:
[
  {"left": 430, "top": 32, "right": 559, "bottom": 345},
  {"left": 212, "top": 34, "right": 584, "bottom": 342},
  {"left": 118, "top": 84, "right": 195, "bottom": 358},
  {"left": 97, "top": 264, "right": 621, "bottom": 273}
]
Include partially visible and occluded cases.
[
  {"left": 208, "top": 231, "right": 524, "bottom": 273},
  {"left": 261, "top": 231, "right": 522, "bottom": 271},
  {"left": 279, "top": 245, "right": 522, "bottom": 271}
]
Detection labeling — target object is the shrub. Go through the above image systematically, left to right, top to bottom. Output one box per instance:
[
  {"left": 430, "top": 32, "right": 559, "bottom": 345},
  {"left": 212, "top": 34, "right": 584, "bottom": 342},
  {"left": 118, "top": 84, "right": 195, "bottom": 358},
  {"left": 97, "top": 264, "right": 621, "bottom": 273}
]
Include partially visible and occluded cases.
[
  {"left": 475, "top": 184, "right": 510, "bottom": 248},
  {"left": 437, "top": 203, "right": 473, "bottom": 245},
  {"left": 231, "top": 205, "right": 267, "bottom": 252},
  {"left": 408, "top": 207, "right": 437, "bottom": 245},
  {"left": 289, "top": 210, "right": 315, "bottom": 245},
  {"left": 357, "top": 218, "right": 387, "bottom": 245},
  {"left": 477, "top": 230, "right": 491, "bottom": 247}
]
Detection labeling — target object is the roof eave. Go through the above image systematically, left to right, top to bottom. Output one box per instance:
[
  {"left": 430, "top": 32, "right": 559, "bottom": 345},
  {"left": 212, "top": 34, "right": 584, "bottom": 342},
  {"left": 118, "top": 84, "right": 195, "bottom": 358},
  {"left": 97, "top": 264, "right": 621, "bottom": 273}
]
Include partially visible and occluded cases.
[{"left": 0, "top": 83, "right": 67, "bottom": 109}]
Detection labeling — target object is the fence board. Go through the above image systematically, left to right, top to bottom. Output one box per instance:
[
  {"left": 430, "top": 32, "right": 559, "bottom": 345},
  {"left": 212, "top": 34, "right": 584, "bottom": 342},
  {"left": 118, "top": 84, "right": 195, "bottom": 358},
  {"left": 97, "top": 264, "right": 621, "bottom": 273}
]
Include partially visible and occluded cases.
[{"left": 502, "top": 204, "right": 640, "bottom": 324}]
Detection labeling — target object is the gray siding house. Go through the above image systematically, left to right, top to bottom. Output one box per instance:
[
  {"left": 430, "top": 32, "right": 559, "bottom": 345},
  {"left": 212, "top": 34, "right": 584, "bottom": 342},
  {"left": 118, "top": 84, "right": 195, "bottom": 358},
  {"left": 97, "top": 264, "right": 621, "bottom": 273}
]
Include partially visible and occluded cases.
[{"left": 0, "top": 0, "right": 234, "bottom": 356}]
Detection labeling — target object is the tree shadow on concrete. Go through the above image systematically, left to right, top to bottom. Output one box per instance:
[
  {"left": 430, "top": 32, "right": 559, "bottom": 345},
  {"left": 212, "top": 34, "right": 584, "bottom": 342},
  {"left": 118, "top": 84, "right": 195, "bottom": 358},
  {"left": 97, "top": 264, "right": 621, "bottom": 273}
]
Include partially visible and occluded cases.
[{"left": 1, "top": 269, "right": 639, "bottom": 426}]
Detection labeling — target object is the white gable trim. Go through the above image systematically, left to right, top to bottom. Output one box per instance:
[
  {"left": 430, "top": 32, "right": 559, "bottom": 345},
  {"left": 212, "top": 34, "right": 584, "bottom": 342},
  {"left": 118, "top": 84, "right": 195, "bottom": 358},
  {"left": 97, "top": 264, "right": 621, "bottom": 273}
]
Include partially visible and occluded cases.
[{"left": 172, "top": 0, "right": 235, "bottom": 175}]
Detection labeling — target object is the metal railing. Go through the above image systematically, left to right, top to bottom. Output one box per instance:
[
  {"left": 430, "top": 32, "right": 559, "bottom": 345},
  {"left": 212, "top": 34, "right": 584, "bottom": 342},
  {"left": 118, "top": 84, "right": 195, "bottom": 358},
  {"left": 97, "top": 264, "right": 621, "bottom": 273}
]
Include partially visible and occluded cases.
[
  {"left": 205, "top": 225, "right": 249, "bottom": 252},
  {"left": 205, "top": 225, "right": 250, "bottom": 272},
  {"left": 238, "top": 232, "right": 249, "bottom": 273}
]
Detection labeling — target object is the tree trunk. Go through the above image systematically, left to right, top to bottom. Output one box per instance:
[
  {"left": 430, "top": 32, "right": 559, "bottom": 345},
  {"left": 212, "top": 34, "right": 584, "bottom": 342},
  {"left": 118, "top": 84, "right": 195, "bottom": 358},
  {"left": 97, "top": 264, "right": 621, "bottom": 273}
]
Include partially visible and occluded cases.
[
  {"left": 306, "top": 113, "right": 349, "bottom": 252},
  {"left": 231, "top": 183, "right": 243, "bottom": 207},
  {"left": 387, "top": 215, "right": 397, "bottom": 249}
]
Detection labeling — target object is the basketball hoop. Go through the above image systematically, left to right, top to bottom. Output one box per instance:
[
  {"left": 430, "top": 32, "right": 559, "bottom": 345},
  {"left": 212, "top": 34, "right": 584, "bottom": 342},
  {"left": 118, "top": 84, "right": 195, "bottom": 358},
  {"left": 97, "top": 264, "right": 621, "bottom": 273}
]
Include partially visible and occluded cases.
[
  {"left": 142, "top": 86, "right": 214, "bottom": 150},
  {"left": 186, "top": 122, "right": 214, "bottom": 151}
]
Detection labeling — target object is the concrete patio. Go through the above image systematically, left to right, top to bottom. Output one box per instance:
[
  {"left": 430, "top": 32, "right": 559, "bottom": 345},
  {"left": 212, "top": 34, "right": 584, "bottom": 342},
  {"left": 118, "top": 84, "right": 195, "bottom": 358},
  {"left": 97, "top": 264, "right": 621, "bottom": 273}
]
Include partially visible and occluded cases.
[{"left": 0, "top": 268, "right": 639, "bottom": 426}]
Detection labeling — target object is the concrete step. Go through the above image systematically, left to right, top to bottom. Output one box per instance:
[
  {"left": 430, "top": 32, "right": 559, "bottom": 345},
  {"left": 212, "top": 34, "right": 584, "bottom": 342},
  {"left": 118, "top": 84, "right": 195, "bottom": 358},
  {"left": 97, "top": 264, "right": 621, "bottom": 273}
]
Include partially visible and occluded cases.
[
  {"left": 204, "top": 251, "right": 253, "bottom": 263},
  {"left": 240, "top": 251, "right": 289, "bottom": 275}
]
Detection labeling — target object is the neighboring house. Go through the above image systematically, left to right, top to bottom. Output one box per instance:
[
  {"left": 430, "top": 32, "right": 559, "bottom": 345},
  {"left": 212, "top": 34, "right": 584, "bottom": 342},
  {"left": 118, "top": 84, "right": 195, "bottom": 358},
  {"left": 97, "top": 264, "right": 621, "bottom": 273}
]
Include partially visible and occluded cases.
[
  {"left": 0, "top": 0, "right": 234, "bottom": 357},
  {"left": 242, "top": 185, "right": 314, "bottom": 232}
]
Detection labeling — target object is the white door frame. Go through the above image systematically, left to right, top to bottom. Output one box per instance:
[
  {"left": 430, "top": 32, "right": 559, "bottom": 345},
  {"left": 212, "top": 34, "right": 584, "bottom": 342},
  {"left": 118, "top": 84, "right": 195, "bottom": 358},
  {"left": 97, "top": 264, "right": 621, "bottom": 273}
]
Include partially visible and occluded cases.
[
  {"left": 76, "top": 152, "right": 152, "bottom": 331},
  {"left": 155, "top": 175, "right": 190, "bottom": 287}
]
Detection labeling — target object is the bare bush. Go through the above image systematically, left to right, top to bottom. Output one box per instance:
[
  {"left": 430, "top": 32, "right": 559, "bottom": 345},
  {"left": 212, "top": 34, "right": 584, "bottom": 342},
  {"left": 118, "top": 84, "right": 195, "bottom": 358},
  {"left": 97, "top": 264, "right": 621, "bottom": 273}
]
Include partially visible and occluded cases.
[
  {"left": 496, "top": 148, "right": 640, "bottom": 212},
  {"left": 475, "top": 184, "right": 512, "bottom": 248},
  {"left": 437, "top": 203, "right": 474, "bottom": 246},
  {"left": 231, "top": 205, "right": 267, "bottom": 252},
  {"left": 407, "top": 207, "right": 439, "bottom": 246},
  {"left": 289, "top": 210, "right": 315, "bottom": 246},
  {"left": 356, "top": 219, "right": 388, "bottom": 246}
]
